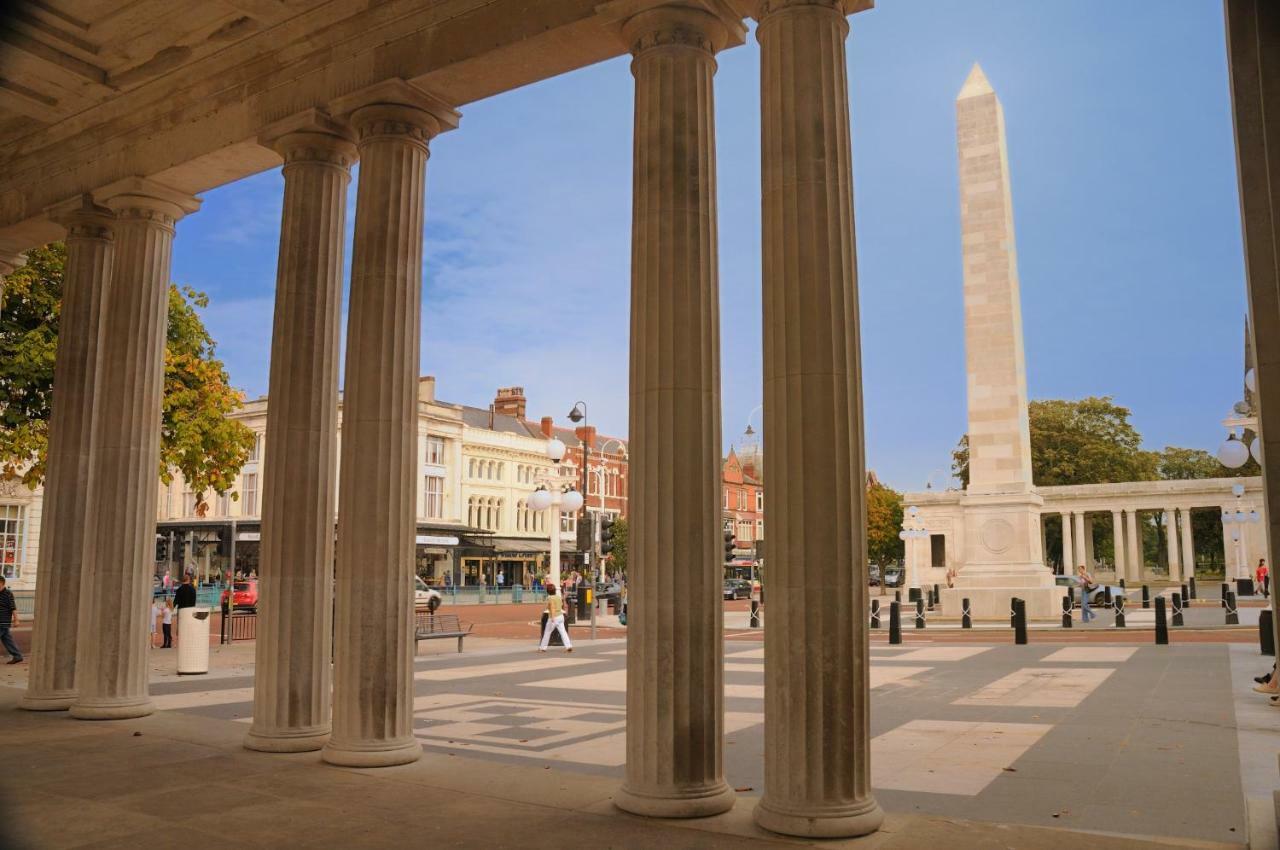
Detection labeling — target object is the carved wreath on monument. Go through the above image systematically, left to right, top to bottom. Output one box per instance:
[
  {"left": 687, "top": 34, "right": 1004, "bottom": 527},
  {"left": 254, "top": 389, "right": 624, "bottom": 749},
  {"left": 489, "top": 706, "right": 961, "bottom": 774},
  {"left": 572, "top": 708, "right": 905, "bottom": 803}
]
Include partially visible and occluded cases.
[{"left": 979, "top": 518, "right": 1015, "bottom": 554}]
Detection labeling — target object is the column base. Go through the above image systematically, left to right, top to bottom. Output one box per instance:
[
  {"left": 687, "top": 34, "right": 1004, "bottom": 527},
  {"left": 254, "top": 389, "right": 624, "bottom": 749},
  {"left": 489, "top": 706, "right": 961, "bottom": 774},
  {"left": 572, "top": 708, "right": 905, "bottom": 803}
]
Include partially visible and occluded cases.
[
  {"left": 19, "top": 689, "right": 77, "bottom": 711},
  {"left": 68, "top": 696, "right": 154, "bottom": 720},
  {"left": 244, "top": 724, "right": 330, "bottom": 753},
  {"left": 320, "top": 736, "right": 420, "bottom": 768},
  {"left": 614, "top": 780, "right": 735, "bottom": 819},
  {"left": 754, "top": 796, "right": 884, "bottom": 839}
]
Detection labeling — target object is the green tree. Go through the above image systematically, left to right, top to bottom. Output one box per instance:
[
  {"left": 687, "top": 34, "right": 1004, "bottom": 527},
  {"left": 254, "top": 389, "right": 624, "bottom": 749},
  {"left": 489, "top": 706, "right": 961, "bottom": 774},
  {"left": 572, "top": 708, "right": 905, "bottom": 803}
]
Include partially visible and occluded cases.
[
  {"left": 0, "top": 243, "right": 255, "bottom": 511},
  {"left": 952, "top": 397, "right": 1157, "bottom": 487},
  {"left": 866, "top": 478, "right": 904, "bottom": 565},
  {"left": 606, "top": 516, "right": 628, "bottom": 577}
]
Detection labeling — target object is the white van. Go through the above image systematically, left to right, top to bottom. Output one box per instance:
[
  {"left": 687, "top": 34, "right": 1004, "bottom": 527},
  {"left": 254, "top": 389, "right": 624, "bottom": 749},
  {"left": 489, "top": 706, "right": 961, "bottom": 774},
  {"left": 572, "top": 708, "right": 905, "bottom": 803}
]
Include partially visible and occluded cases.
[{"left": 414, "top": 576, "right": 442, "bottom": 611}]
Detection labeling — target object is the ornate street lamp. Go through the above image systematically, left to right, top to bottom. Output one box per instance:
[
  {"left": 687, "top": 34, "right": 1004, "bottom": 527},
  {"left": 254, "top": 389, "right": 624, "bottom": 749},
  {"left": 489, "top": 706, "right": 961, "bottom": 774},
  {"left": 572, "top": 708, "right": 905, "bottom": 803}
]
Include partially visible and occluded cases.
[{"left": 527, "top": 437, "right": 582, "bottom": 587}]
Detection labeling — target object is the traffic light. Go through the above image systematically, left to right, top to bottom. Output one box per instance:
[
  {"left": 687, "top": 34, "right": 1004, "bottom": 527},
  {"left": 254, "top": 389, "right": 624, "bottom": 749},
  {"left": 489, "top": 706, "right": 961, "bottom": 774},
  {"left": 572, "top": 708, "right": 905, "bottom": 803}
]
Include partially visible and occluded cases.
[
  {"left": 577, "top": 511, "right": 593, "bottom": 553},
  {"left": 600, "top": 516, "right": 616, "bottom": 556},
  {"left": 724, "top": 529, "right": 736, "bottom": 563},
  {"left": 155, "top": 535, "right": 167, "bottom": 563}
]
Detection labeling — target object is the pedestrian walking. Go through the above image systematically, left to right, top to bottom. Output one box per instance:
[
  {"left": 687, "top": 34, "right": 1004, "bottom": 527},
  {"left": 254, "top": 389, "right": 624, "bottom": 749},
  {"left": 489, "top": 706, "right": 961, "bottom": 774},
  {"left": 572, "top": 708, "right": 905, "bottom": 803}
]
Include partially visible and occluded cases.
[
  {"left": 1257, "top": 558, "right": 1269, "bottom": 598},
  {"left": 1076, "top": 564, "right": 1097, "bottom": 623},
  {"left": 497, "top": 570, "right": 505, "bottom": 589},
  {"left": 0, "top": 576, "right": 22, "bottom": 664},
  {"left": 538, "top": 584, "right": 573, "bottom": 653},
  {"left": 161, "top": 599, "right": 173, "bottom": 648}
]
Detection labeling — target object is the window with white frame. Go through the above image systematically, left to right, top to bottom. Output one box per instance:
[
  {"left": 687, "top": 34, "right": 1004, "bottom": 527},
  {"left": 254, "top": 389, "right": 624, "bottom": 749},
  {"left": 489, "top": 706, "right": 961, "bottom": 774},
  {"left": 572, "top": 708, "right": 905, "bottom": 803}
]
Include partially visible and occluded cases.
[
  {"left": 248, "top": 433, "right": 262, "bottom": 462},
  {"left": 425, "top": 436, "right": 445, "bottom": 466},
  {"left": 242, "top": 473, "right": 258, "bottom": 516},
  {"left": 423, "top": 474, "right": 444, "bottom": 519},
  {"left": 183, "top": 487, "right": 196, "bottom": 516},
  {"left": 737, "top": 489, "right": 747, "bottom": 510},
  {"left": 756, "top": 491, "right": 764, "bottom": 512},
  {"left": 217, "top": 492, "right": 230, "bottom": 517},
  {"left": 0, "top": 505, "right": 25, "bottom": 579},
  {"left": 560, "top": 512, "right": 576, "bottom": 533},
  {"left": 756, "top": 519, "right": 764, "bottom": 539},
  {"left": 738, "top": 520, "right": 751, "bottom": 541}
]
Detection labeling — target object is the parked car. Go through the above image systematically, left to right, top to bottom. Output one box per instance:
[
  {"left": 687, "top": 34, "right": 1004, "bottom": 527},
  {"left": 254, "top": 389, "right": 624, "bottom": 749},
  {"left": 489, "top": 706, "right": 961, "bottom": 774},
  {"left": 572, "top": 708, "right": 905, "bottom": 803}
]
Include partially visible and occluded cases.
[
  {"left": 868, "top": 564, "right": 882, "bottom": 587},
  {"left": 882, "top": 567, "right": 904, "bottom": 588},
  {"left": 1055, "top": 575, "right": 1126, "bottom": 607},
  {"left": 415, "top": 576, "right": 442, "bottom": 612},
  {"left": 723, "top": 579, "right": 752, "bottom": 600},
  {"left": 220, "top": 580, "right": 259, "bottom": 613},
  {"left": 595, "top": 582, "right": 625, "bottom": 605}
]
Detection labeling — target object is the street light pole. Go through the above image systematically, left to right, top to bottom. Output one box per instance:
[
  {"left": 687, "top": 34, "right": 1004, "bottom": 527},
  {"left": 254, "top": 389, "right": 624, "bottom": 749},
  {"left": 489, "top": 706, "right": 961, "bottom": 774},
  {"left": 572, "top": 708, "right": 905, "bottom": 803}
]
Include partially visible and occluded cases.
[{"left": 528, "top": 437, "right": 583, "bottom": 589}]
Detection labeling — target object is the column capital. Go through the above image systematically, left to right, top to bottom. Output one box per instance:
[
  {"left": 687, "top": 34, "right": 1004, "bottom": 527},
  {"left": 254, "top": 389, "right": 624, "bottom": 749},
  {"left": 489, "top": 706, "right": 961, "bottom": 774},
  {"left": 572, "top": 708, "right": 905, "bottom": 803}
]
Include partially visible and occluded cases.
[
  {"left": 754, "top": 0, "right": 873, "bottom": 20},
  {"left": 605, "top": 1, "right": 745, "bottom": 55},
  {"left": 329, "top": 79, "right": 460, "bottom": 144},
  {"left": 259, "top": 109, "right": 358, "bottom": 167},
  {"left": 93, "top": 177, "right": 201, "bottom": 226},
  {"left": 46, "top": 194, "right": 115, "bottom": 242}
]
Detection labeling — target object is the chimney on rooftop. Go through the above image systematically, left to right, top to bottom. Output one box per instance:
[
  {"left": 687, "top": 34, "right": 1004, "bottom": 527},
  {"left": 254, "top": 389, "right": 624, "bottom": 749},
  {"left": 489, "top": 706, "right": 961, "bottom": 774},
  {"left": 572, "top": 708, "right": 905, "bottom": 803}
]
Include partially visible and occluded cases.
[
  {"left": 418, "top": 375, "right": 436, "bottom": 403},
  {"left": 493, "top": 386, "right": 527, "bottom": 419},
  {"left": 540, "top": 416, "right": 554, "bottom": 438},
  {"left": 575, "top": 425, "right": 597, "bottom": 448}
]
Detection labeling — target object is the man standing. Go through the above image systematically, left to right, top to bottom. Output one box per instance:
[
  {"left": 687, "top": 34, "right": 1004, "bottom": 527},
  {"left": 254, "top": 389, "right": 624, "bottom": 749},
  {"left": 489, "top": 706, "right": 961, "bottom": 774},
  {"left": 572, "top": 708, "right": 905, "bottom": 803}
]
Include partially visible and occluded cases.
[
  {"left": 1257, "top": 558, "right": 1270, "bottom": 598},
  {"left": 175, "top": 573, "right": 197, "bottom": 610},
  {"left": 0, "top": 576, "right": 23, "bottom": 664}
]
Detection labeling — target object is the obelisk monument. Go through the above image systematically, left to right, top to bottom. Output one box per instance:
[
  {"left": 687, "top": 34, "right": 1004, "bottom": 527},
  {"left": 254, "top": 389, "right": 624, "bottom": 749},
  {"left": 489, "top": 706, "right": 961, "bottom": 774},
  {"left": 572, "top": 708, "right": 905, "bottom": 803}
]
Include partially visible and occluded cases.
[{"left": 941, "top": 64, "right": 1059, "bottom": 619}]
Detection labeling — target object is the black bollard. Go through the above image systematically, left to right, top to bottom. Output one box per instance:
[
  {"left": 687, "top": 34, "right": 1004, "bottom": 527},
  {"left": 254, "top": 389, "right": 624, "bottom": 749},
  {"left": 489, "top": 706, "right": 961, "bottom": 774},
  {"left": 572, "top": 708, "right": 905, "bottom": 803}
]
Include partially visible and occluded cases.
[
  {"left": 1189, "top": 576, "right": 1197, "bottom": 600},
  {"left": 1119, "top": 578, "right": 1126, "bottom": 590},
  {"left": 1222, "top": 582, "right": 1230, "bottom": 609},
  {"left": 1180, "top": 583, "right": 1190, "bottom": 607},
  {"left": 933, "top": 584, "right": 941, "bottom": 607},
  {"left": 1104, "top": 585, "right": 1113, "bottom": 606},
  {"left": 1141, "top": 585, "right": 1150, "bottom": 609},
  {"left": 908, "top": 586, "right": 922, "bottom": 603},
  {"left": 926, "top": 587, "right": 935, "bottom": 611},
  {"left": 895, "top": 590, "right": 902, "bottom": 604},
  {"left": 1226, "top": 591, "right": 1239, "bottom": 625},
  {"left": 1171, "top": 592, "right": 1183, "bottom": 627},
  {"left": 1062, "top": 594, "right": 1073, "bottom": 628},
  {"left": 1115, "top": 596, "right": 1126, "bottom": 628},
  {"left": 962, "top": 597, "right": 972, "bottom": 629},
  {"left": 1155, "top": 597, "right": 1169, "bottom": 645},
  {"left": 750, "top": 598, "right": 761, "bottom": 629},
  {"left": 915, "top": 598, "right": 926, "bottom": 629},
  {"left": 1010, "top": 598, "right": 1018, "bottom": 629},
  {"left": 1014, "top": 598, "right": 1028, "bottom": 645},
  {"left": 870, "top": 599, "right": 881, "bottom": 630},
  {"left": 889, "top": 601, "right": 902, "bottom": 645},
  {"left": 1260, "top": 609, "right": 1275, "bottom": 656}
]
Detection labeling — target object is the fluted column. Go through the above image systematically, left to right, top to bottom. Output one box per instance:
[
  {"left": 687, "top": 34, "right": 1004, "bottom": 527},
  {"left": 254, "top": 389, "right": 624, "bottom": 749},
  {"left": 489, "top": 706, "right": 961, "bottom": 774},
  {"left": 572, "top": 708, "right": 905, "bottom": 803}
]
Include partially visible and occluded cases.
[
  {"left": 755, "top": 0, "right": 883, "bottom": 838},
  {"left": 615, "top": 5, "right": 736, "bottom": 819},
  {"left": 322, "top": 82, "right": 458, "bottom": 768},
  {"left": 245, "top": 117, "right": 355, "bottom": 752},
  {"left": 70, "top": 178, "right": 199, "bottom": 720},
  {"left": 21, "top": 198, "right": 114, "bottom": 711},
  {"left": 1180, "top": 507, "right": 1196, "bottom": 579},
  {"left": 1127, "top": 509, "right": 1144, "bottom": 582},
  {"left": 1166, "top": 509, "right": 1182, "bottom": 582},
  {"left": 1111, "top": 510, "right": 1125, "bottom": 580},
  {"left": 1061, "top": 512, "right": 1074, "bottom": 571},
  {"left": 1073, "top": 512, "right": 1087, "bottom": 569}
]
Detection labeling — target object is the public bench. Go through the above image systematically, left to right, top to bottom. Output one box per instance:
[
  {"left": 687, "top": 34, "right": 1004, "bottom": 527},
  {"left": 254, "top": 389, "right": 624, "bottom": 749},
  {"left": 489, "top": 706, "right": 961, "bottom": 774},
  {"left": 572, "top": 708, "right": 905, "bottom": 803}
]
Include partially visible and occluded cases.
[{"left": 414, "top": 612, "right": 473, "bottom": 654}]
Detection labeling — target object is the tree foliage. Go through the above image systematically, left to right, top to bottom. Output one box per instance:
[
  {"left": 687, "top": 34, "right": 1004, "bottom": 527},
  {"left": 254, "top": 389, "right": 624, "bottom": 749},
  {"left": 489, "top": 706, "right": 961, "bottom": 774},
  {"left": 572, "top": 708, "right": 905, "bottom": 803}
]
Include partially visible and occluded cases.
[
  {"left": 0, "top": 243, "right": 255, "bottom": 512},
  {"left": 866, "top": 478, "right": 904, "bottom": 565},
  {"left": 606, "top": 516, "right": 628, "bottom": 577}
]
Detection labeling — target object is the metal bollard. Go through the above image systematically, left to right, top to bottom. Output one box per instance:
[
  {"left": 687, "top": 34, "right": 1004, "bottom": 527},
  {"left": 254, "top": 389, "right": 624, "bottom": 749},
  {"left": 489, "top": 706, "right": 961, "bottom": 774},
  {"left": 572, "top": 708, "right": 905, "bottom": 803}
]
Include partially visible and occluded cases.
[
  {"left": 1189, "top": 576, "right": 1197, "bottom": 600},
  {"left": 1119, "top": 578, "right": 1126, "bottom": 590},
  {"left": 1222, "top": 582, "right": 1230, "bottom": 609},
  {"left": 1180, "top": 583, "right": 1189, "bottom": 607},
  {"left": 933, "top": 584, "right": 941, "bottom": 608},
  {"left": 1103, "top": 585, "right": 1113, "bottom": 606},
  {"left": 1142, "top": 585, "right": 1150, "bottom": 609},
  {"left": 926, "top": 587, "right": 935, "bottom": 611},
  {"left": 895, "top": 590, "right": 902, "bottom": 604},
  {"left": 1226, "top": 591, "right": 1239, "bottom": 625},
  {"left": 1171, "top": 592, "right": 1183, "bottom": 627},
  {"left": 1061, "top": 594, "right": 1073, "bottom": 628},
  {"left": 1115, "top": 596, "right": 1126, "bottom": 628},
  {"left": 962, "top": 597, "right": 972, "bottom": 629},
  {"left": 1155, "top": 597, "right": 1169, "bottom": 645},
  {"left": 750, "top": 598, "right": 761, "bottom": 629},
  {"left": 915, "top": 598, "right": 926, "bottom": 629},
  {"left": 1010, "top": 598, "right": 1017, "bottom": 629},
  {"left": 1014, "top": 598, "right": 1028, "bottom": 645},
  {"left": 870, "top": 599, "right": 881, "bottom": 630},
  {"left": 889, "top": 601, "right": 902, "bottom": 645},
  {"left": 1260, "top": 609, "right": 1275, "bottom": 656}
]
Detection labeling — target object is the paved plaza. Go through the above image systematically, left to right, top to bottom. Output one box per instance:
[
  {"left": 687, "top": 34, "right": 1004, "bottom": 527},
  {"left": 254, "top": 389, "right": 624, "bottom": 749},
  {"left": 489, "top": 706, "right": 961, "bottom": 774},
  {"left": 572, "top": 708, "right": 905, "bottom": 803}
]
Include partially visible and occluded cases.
[{"left": 5, "top": 634, "right": 1274, "bottom": 848}]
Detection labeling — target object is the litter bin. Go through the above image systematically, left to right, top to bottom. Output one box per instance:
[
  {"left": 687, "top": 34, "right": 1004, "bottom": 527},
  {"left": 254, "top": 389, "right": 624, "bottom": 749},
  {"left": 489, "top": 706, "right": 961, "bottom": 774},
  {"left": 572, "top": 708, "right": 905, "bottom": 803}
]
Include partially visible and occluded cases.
[
  {"left": 1238, "top": 578, "right": 1257, "bottom": 598},
  {"left": 177, "top": 607, "right": 211, "bottom": 675}
]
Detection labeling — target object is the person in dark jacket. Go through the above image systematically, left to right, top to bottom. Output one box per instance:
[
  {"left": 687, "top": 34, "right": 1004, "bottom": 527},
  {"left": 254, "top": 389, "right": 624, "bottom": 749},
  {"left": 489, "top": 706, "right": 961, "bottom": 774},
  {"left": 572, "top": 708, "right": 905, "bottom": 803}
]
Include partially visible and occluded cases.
[
  {"left": 174, "top": 574, "right": 197, "bottom": 609},
  {"left": 0, "top": 576, "right": 23, "bottom": 663}
]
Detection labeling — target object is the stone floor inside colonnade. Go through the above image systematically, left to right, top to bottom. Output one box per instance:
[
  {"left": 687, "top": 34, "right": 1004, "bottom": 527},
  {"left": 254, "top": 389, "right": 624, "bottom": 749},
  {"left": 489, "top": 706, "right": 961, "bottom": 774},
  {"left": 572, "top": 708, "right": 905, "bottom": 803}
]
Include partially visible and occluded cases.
[{"left": 1, "top": 632, "right": 1275, "bottom": 849}]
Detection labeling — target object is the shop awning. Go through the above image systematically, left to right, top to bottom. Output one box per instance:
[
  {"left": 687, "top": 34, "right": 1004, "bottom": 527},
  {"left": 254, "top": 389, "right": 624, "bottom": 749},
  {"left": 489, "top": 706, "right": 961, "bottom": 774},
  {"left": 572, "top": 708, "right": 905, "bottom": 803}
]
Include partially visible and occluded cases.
[{"left": 488, "top": 537, "right": 554, "bottom": 555}]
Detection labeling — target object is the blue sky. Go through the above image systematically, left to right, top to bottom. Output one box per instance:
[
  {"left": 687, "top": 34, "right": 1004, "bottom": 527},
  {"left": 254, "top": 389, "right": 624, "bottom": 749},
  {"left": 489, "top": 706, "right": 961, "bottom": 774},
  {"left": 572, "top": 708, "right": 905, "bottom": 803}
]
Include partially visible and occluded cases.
[{"left": 170, "top": 0, "right": 1245, "bottom": 493}]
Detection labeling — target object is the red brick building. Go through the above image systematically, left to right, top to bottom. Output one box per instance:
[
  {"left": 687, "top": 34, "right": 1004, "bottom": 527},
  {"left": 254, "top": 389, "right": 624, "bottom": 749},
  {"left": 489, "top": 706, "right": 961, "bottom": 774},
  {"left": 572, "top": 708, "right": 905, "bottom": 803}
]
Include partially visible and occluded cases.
[{"left": 723, "top": 447, "right": 763, "bottom": 567}]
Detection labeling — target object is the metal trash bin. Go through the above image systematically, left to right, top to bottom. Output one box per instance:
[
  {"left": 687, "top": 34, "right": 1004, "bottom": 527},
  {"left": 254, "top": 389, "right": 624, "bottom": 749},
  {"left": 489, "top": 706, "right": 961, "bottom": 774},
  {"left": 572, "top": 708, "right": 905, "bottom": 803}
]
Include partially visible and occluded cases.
[{"left": 177, "top": 607, "right": 211, "bottom": 675}]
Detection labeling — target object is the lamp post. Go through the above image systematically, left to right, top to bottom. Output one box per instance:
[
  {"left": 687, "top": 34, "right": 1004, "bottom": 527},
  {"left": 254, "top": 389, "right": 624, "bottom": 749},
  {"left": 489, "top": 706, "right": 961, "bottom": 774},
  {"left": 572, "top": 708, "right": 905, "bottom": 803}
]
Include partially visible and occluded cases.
[
  {"left": 527, "top": 437, "right": 583, "bottom": 588},
  {"left": 1220, "top": 482, "right": 1261, "bottom": 581},
  {"left": 899, "top": 506, "right": 929, "bottom": 594}
]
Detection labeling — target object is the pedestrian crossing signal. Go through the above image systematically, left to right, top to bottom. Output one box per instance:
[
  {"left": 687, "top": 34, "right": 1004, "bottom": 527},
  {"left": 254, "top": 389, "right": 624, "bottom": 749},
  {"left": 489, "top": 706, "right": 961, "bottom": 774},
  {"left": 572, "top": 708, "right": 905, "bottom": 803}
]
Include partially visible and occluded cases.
[
  {"left": 600, "top": 516, "right": 617, "bottom": 556},
  {"left": 724, "top": 530, "right": 736, "bottom": 563}
]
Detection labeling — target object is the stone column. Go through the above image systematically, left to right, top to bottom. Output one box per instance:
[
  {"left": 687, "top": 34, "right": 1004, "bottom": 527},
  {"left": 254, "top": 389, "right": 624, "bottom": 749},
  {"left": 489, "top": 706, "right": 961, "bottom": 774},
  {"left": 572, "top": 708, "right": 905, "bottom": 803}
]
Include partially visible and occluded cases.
[
  {"left": 754, "top": 0, "right": 883, "bottom": 838},
  {"left": 614, "top": 4, "right": 736, "bottom": 819},
  {"left": 321, "top": 81, "right": 458, "bottom": 768},
  {"left": 244, "top": 115, "right": 356, "bottom": 753},
  {"left": 70, "top": 178, "right": 200, "bottom": 720},
  {"left": 20, "top": 197, "right": 114, "bottom": 711},
  {"left": 1180, "top": 507, "right": 1196, "bottom": 578},
  {"left": 1127, "top": 509, "right": 1144, "bottom": 582},
  {"left": 1111, "top": 510, "right": 1126, "bottom": 581},
  {"left": 1166, "top": 510, "right": 1182, "bottom": 582},
  {"left": 1061, "top": 512, "right": 1074, "bottom": 571},
  {"left": 1073, "top": 512, "right": 1087, "bottom": 569},
  {"left": 1040, "top": 515, "right": 1049, "bottom": 566}
]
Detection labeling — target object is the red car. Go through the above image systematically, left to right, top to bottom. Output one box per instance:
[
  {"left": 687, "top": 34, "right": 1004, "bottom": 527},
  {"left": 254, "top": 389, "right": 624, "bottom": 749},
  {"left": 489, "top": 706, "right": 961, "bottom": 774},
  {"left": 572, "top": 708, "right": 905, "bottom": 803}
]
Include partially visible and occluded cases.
[{"left": 220, "top": 580, "right": 259, "bottom": 613}]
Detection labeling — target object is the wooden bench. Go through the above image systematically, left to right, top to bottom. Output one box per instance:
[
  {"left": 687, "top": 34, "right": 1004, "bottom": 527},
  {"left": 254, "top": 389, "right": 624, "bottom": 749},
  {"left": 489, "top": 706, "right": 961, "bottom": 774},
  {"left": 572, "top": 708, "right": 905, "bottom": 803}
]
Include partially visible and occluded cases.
[{"left": 414, "top": 613, "right": 473, "bottom": 654}]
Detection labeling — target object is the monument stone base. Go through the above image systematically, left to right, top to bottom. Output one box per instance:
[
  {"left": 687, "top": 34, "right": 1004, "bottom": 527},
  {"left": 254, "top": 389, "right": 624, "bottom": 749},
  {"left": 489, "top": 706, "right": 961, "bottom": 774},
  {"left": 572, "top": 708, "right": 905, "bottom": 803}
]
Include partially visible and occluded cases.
[{"left": 940, "top": 584, "right": 1066, "bottom": 621}]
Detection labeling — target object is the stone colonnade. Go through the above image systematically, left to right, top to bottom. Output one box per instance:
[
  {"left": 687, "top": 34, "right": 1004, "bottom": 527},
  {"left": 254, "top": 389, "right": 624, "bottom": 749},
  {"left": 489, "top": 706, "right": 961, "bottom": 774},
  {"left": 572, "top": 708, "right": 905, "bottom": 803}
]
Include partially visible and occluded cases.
[{"left": 16, "top": 0, "right": 880, "bottom": 838}]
